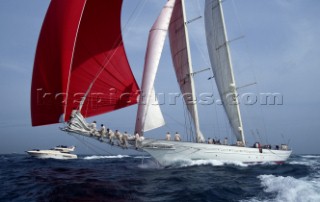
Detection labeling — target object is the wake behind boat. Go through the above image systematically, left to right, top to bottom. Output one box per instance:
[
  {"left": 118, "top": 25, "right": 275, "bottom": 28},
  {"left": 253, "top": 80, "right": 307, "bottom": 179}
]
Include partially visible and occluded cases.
[
  {"left": 31, "top": 0, "right": 291, "bottom": 166},
  {"left": 26, "top": 146, "right": 77, "bottom": 160}
]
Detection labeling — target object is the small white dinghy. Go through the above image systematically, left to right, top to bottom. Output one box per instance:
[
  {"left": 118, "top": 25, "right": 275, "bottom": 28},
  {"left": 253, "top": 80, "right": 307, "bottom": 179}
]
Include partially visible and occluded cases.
[{"left": 26, "top": 145, "right": 77, "bottom": 160}]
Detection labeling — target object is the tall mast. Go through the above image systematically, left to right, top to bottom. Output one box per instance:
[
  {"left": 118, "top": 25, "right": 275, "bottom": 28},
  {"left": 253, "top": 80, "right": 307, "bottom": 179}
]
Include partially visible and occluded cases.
[
  {"left": 169, "top": 0, "right": 205, "bottom": 143},
  {"left": 180, "top": 0, "right": 205, "bottom": 142},
  {"left": 205, "top": 0, "right": 245, "bottom": 145}
]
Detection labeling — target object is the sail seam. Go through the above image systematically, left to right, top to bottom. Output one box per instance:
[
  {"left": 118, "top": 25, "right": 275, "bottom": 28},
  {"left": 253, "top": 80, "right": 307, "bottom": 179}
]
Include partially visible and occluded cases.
[
  {"left": 64, "top": 0, "right": 88, "bottom": 121},
  {"left": 150, "top": 28, "right": 168, "bottom": 32}
]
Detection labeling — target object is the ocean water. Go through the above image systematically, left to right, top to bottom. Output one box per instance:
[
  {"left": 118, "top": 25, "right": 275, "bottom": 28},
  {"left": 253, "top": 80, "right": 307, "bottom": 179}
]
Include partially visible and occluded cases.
[{"left": 0, "top": 154, "right": 319, "bottom": 202}]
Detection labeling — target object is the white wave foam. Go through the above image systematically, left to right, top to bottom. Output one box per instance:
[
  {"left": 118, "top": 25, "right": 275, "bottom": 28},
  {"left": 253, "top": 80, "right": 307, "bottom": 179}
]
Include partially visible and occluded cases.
[
  {"left": 83, "top": 155, "right": 130, "bottom": 160},
  {"left": 301, "top": 155, "right": 320, "bottom": 159},
  {"left": 133, "top": 156, "right": 151, "bottom": 159},
  {"left": 173, "top": 159, "right": 248, "bottom": 168},
  {"left": 179, "top": 159, "right": 224, "bottom": 167},
  {"left": 289, "top": 159, "right": 320, "bottom": 168},
  {"left": 138, "top": 160, "right": 162, "bottom": 169},
  {"left": 289, "top": 160, "right": 312, "bottom": 166},
  {"left": 290, "top": 160, "right": 320, "bottom": 167},
  {"left": 258, "top": 174, "right": 320, "bottom": 202}
]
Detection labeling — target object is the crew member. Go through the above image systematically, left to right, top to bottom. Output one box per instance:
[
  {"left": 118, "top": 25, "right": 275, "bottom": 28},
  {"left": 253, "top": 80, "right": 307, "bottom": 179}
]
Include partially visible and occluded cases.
[
  {"left": 88, "top": 121, "right": 97, "bottom": 134},
  {"left": 99, "top": 124, "right": 106, "bottom": 137},
  {"left": 165, "top": 132, "right": 171, "bottom": 141},
  {"left": 174, "top": 132, "right": 181, "bottom": 141},
  {"left": 223, "top": 137, "right": 228, "bottom": 145}
]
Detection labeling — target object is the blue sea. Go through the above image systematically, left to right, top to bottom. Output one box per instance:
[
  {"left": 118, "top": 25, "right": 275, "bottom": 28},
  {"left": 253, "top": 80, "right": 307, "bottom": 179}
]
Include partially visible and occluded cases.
[{"left": 0, "top": 154, "right": 319, "bottom": 202}]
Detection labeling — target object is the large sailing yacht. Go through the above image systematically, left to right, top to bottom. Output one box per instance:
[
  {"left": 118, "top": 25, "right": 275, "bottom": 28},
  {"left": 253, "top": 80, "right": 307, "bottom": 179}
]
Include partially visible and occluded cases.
[
  {"left": 31, "top": 0, "right": 291, "bottom": 166},
  {"left": 132, "top": 0, "right": 291, "bottom": 166}
]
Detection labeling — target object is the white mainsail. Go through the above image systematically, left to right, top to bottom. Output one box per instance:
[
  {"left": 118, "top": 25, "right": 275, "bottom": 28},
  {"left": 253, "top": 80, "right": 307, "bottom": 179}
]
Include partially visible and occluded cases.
[
  {"left": 135, "top": 0, "right": 176, "bottom": 134},
  {"left": 168, "top": 0, "right": 205, "bottom": 142},
  {"left": 204, "top": 0, "right": 246, "bottom": 144}
]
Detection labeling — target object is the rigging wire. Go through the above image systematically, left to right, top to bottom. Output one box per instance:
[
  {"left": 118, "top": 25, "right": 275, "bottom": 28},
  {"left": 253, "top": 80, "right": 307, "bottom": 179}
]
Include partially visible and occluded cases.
[
  {"left": 79, "top": 0, "right": 148, "bottom": 116},
  {"left": 122, "top": 0, "right": 148, "bottom": 32},
  {"left": 182, "top": 0, "right": 202, "bottom": 142},
  {"left": 183, "top": 0, "right": 211, "bottom": 70},
  {"left": 185, "top": 0, "right": 215, "bottom": 141},
  {"left": 185, "top": 0, "right": 227, "bottom": 141},
  {"left": 230, "top": 0, "right": 269, "bottom": 140},
  {"left": 208, "top": 79, "right": 221, "bottom": 139},
  {"left": 181, "top": 100, "right": 195, "bottom": 142},
  {"left": 182, "top": 103, "right": 189, "bottom": 141},
  {"left": 162, "top": 111, "right": 187, "bottom": 129},
  {"left": 69, "top": 133, "right": 115, "bottom": 156}
]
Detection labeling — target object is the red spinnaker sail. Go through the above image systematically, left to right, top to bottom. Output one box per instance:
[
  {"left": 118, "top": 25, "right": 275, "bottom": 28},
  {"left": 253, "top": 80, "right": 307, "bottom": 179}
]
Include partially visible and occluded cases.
[{"left": 31, "top": 0, "right": 139, "bottom": 126}]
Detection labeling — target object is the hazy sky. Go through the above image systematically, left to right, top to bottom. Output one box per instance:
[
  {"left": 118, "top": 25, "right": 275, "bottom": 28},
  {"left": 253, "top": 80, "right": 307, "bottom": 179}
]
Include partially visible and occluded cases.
[{"left": 0, "top": 0, "right": 319, "bottom": 154}]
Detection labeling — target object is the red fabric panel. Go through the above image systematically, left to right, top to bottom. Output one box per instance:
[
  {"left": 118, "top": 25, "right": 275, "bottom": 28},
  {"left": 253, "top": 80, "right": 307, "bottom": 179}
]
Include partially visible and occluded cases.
[
  {"left": 31, "top": 0, "right": 86, "bottom": 126},
  {"left": 31, "top": 0, "right": 140, "bottom": 126},
  {"left": 65, "top": 0, "right": 139, "bottom": 120}
]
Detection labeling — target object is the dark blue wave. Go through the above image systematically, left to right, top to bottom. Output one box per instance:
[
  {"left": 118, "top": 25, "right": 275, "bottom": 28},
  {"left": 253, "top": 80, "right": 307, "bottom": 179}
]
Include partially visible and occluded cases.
[{"left": 0, "top": 154, "right": 319, "bottom": 202}]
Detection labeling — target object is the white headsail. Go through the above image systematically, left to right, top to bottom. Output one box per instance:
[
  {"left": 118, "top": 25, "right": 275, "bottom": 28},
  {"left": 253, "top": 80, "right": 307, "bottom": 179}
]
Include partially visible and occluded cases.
[
  {"left": 135, "top": 0, "right": 176, "bottom": 134},
  {"left": 169, "top": 0, "right": 205, "bottom": 142},
  {"left": 204, "top": 0, "right": 245, "bottom": 144},
  {"left": 141, "top": 87, "right": 165, "bottom": 132}
]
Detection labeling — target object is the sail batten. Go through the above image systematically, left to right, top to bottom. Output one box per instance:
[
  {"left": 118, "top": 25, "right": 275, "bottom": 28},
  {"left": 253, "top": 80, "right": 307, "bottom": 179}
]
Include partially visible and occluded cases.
[
  {"left": 31, "top": 0, "right": 139, "bottom": 126},
  {"left": 135, "top": 0, "right": 176, "bottom": 135},
  {"left": 169, "top": 0, "right": 205, "bottom": 142},
  {"left": 205, "top": 0, "right": 245, "bottom": 144}
]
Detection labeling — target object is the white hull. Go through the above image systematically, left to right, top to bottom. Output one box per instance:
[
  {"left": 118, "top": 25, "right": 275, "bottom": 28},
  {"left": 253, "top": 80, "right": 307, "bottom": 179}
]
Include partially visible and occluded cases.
[
  {"left": 141, "top": 139, "right": 292, "bottom": 166},
  {"left": 26, "top": 150, "right": 77, "bottom": 160}
]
